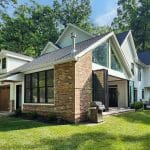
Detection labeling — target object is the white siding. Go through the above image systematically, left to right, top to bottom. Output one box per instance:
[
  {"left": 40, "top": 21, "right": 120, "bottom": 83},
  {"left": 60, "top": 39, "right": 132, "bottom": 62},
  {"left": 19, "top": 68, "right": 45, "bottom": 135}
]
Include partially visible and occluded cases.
[
  {"left": 57, "top": 26, "right": 91, "bottom": 48},
  {"left": 7, "top": 57, "right": 29, "bottom": 72}
]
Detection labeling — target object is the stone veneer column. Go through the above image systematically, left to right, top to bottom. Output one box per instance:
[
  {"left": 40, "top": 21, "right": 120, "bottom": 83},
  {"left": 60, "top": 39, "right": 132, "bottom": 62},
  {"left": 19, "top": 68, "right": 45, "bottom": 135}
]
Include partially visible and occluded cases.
[{"left": 75, "top": 52, "right": 92, "bottom": 122}]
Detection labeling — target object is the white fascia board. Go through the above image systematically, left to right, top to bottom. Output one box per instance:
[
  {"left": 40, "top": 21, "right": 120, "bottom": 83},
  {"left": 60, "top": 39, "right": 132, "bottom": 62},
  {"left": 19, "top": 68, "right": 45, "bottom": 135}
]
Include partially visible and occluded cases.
[
  {"left": 120, "top": 30, "right": 131, "bottom": 48},
  {"left": 75, "top": 32, "right": 114, "bottom": 59},
  {"left": 41, "top": 42, "right": 59, "bottom": 55},
  {"left": 6, "top": 54, "right": 33, "bottom": 62},
  {"left": 24, "top": 57, "right": 75, "bottom": 74},
  {"left": 0, "top": 73, "right": 23, "bottom": 82}
]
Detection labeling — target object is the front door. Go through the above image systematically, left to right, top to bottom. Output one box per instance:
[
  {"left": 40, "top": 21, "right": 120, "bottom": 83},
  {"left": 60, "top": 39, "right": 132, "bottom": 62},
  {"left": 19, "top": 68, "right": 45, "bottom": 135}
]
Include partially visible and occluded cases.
[
  {"left": 16, "top": 85, "right": 22, "bottom": 109},
  {"left": 109, "top": 86, "right": 118, "bottom": 107}
]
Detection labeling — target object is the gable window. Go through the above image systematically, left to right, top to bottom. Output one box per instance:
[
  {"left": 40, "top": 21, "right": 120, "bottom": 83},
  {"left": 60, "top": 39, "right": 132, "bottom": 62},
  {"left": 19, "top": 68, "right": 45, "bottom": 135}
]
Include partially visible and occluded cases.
[
  {"left": 92, "top": 41, "right": 109, "bottom": 67},
  {"left": 111, "top": 49, "right": 122, "bottom": 72},
  {"left": 2, "top": 58, "right": 6, "bottom": 69},
  {"left": 131, "top": 63, "right": 134, "bottom": 75},
  {"left": 138, "top": 67, "right": 141, "bottom": 81},
  {"left": 25, "top": 69, "right": 54, "bottom": 104}
]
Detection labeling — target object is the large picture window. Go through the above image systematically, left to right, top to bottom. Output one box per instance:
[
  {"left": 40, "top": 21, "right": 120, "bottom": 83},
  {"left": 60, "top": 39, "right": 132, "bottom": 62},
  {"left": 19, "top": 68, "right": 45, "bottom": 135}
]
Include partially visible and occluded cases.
[
  {"left": 92, "top": 41, "right": 109, "bottom": 67},
  {"left": 25, "top": 69, "right": 54, "bottom": 104}
]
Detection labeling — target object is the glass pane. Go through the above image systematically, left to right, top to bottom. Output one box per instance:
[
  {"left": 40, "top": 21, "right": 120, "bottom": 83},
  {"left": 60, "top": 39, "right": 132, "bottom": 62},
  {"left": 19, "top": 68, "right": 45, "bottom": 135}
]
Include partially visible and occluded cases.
[
  {"left": 92, "top": 41, "right": 109, "bottom": 67},
  {"left": 111, "top": 50, "right": 122, "bottom": 72},
  {"left": 2, "top": 58, "right": 6, "bottom": 69},
  {"left": 47, "top": 70, "right": 54, "bottom": 86},
  {"left": 39, "top": 71, "right": 45, "bottom": 87},
  {"left": 32, "top": 73, "right": 38, "bottom": 88},
  {"left": 25, "top": 75, "right": 30, "bottom": 88},
  {"left": 39, "top": 87, "right": 45, "bottom": 103},
  {"left": 47, "top": 87, "right": 54, "bottom": 103},
  {"left": 32, "top": 88, "right": 38, "bottom": 103},
  {"left": 25, "top": 89, "right": 31, "bottom": 103}
]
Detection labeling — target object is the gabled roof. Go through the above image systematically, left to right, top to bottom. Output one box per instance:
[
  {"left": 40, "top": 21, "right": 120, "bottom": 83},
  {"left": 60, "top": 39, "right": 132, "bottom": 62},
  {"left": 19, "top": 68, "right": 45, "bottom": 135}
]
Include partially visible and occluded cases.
[
  {"left": 55, "top": 23, "right": 93, "bottom": 44},
  {"left": 116, "top": 31, "right": 130, "bottom": 45},
  {"left": 8, "top": 33, "right": 109, "bottom": 74},
  {"left": 41, "top": 42, "right": 59, "bottom": 55},
  {"left": 0, "top": 50, "right": 33, "bottom": 61},
  {"left": 138, "top": 51, "right": 150, "bottom": 65}
]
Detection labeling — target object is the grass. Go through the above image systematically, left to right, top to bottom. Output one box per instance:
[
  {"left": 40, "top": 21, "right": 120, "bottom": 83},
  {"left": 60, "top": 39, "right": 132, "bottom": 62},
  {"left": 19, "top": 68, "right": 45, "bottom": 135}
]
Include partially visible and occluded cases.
[{"left": 0, "top": 111, "right": 150, "bottom": 150}]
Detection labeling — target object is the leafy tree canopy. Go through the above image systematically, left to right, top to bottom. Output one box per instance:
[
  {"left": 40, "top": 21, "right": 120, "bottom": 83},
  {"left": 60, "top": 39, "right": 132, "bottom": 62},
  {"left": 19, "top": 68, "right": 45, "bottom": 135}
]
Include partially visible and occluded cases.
[{"left": 112, "top": 0, "right": 150, "bottom": 51}]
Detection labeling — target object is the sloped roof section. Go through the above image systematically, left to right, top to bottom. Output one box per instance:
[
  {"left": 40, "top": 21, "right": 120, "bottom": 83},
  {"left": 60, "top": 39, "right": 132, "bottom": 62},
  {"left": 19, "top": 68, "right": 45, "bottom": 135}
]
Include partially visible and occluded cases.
[
  {"left": 116, "top": 31, "right": 130, "bottom": 45},
  {"left": 9, "top": 34, "right": 107, "bottom": 74},
  {"left": 138, "top": 51, "right": 150, "bottom": 65}
]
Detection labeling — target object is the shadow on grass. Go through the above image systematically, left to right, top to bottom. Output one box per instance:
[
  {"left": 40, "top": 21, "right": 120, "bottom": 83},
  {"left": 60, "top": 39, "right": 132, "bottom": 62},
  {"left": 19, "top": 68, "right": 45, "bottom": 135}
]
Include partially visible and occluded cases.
[
  {"left": 115, "top": 110, "right": 150, "bottom": 125},
  {"left": 0, "top": 117, "right": 47, "bottom": 131},
  {"left": 3, "top": 131, "right": 150, "bottom": 150}
]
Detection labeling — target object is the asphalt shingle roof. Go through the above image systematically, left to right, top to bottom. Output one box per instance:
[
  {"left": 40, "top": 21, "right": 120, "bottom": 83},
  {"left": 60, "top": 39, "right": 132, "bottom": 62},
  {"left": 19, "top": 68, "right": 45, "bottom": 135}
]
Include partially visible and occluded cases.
[
  {"left": 116, "top": 31, "right": 130, "bottom": 45},
  {"left": 9, "top": 33, "right": 107, "bottom": 74},
  {"left": 138, "top": 51, "right": 150, "bottom": 65}
]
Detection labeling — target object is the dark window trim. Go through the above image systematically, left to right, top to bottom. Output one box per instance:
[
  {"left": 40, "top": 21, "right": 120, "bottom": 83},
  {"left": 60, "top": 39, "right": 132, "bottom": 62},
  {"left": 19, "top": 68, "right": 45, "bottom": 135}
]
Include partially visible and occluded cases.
[
  {"left": 2, "top": 58, "right": 6, "bottom": 69},
  {"left": 24, "top": 69, "right": 54, "bottom": 104}
]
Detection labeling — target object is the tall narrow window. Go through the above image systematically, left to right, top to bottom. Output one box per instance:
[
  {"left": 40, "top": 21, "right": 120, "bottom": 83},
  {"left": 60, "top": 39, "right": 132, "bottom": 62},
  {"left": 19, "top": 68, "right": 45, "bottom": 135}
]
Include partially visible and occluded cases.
[
  {"left": 92, "top": 41, "right": 109, "bottom": 67},
  {"left": 111, "top": 49, "right": 122, "bottom": 72},
  {"left": 2, "top": 58, "right": 6, "bottom": 69},
  {"left": 131, "top": 63, "right": 134, "bottom": 75},
  {"left": 138, "top": 67, "right": 141, "bottom": 81},
  {"left": 32, "top": 73, "right": 38, "bottom": 103},
  {"left": 25, "top": 75, "right": 31, "bottom": 103},
  {"left": 134, "top": 88, "right": 137, "bottom": 101},
  {"left": 142, "top": 89, "right": 144, "bottom": 99}
]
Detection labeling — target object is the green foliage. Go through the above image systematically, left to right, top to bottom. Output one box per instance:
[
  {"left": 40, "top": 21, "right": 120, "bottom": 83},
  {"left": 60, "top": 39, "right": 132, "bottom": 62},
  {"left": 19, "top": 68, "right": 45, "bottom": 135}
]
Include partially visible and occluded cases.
[
  {"left": 53, "top": 0, "right": 92, "bottom": 32},
  {"left": 112, "top": 0, "right": 150, "bottom": 50},
  {"left": 0, "top": 2, "right": 59, "bottom": 56},
  {"left": 130, "top": 101, "right": 144, "bottom": 110},
  {"left": 14, "top": 108, "right": 22, "bottom": 117},
  {"left": 28, "top": 111, "right": 38, "bottom": 119},
  {"left": 47, "top": 113, "right": 57, "bottom": 122}
]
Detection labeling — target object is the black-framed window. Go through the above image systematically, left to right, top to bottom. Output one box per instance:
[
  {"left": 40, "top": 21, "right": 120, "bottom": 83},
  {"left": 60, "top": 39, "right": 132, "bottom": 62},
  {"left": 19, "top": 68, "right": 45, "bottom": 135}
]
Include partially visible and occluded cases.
[
  {"left": 2, "top": 58, "right": 6, "bottom": 69},
  {"left": 131, "top": 63, "right": 134, "bottom": 75},
  {"left": 138, "top": 67, "right": 141, "bottom": 81},
  {"left": 24, "top": 69, "right": 54, "bottom": 104},
  {"left": 134, "top": 88, "right": 137, "bottom": 101},
  {"left": 142, "top": 89, "right": 144, "bottom": 99}
]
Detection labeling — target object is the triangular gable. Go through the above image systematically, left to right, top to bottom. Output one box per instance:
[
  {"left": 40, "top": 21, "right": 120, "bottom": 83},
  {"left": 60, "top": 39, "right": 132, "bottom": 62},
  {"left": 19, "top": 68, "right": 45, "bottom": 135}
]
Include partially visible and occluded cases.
[
  {"left": 55, "top": 23, "right": 93, "bottom": 48},
  {"left": 75, "top": 32, "right": 132, "bottom": 78},
  {"left": 41, "top": 42, "right": 59, "bottom": 55}
]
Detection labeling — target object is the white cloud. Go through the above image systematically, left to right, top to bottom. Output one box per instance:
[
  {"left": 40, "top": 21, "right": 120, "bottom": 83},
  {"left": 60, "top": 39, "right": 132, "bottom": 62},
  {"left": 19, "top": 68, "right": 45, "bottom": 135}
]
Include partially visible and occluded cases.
[{"left": 94, "top": 8, "right": 117, "bottom": 26}]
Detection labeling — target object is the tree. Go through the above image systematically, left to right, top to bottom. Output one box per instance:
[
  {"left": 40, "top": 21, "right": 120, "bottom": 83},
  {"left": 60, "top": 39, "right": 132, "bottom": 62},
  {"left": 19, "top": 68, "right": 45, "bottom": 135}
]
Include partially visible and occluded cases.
[
  {"left": 53, "top": 0, "right": 92, "bottom": 32},
  {"left": 112, "top": 0, "right": 150, "bottom": 50},
  {"left": 0, "top": 2, "right": 59, "bottom": 56},
  {"left": 90, "top": 25, "right": 112, "bottom": 35}
]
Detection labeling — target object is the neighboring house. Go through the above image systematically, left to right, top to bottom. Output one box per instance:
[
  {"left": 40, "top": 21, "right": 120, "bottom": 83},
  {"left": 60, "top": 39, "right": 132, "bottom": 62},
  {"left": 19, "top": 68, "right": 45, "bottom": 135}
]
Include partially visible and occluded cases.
[
  {"left": 0, "top": 23, "right": 149, "bottom": 123},
  {"left": 0, "top": 50, "right": 33, "bottom": 112}
]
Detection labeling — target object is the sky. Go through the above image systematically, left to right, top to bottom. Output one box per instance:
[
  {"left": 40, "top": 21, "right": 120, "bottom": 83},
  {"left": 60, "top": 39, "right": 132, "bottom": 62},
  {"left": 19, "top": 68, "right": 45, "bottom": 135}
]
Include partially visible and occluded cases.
[{"left": 8, "top": 0, "right": 118, "bottom": 26}]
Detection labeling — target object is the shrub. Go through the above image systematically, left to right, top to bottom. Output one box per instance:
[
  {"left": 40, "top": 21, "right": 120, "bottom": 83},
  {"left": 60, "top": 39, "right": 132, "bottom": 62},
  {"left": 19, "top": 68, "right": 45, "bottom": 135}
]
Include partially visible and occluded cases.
[
  {"left": 130, "top": 102, "right": 143, "bottom": 110},
  {"left": 14, "top": 108, "right": 22, "bottom": 117},
  {"left": 28, "top": 111, "right": 38, "bottom": 119},
  {"left": 47, "top": 113, "right": 57, "bottom": 122}
]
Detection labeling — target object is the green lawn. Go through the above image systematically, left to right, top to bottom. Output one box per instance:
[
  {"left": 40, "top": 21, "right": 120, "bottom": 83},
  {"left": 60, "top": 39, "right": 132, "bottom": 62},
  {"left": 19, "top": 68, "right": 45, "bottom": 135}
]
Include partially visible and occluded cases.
[{"left": 0, "top": 111, "right": 150, "bottom": 150}]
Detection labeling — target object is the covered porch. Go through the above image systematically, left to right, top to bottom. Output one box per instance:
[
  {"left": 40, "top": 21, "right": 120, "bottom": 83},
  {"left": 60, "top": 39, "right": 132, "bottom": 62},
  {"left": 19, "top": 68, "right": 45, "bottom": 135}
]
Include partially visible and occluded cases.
[{"left": 93, "top": 69, "right": 129, "bottom": 110}]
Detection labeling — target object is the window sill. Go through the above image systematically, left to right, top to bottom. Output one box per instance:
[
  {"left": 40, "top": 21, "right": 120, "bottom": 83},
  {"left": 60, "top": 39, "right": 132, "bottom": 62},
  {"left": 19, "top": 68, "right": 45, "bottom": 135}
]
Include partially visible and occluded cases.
[{"left": 23, "top": 103, "right": 55, "bottom": 106}]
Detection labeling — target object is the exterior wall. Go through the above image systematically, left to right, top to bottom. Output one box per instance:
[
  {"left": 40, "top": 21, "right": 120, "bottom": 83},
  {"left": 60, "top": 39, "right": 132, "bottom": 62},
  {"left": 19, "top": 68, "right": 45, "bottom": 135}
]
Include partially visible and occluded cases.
[
  {"left": 57, "top": 26, "right": 91, "bottom": 48},
  {"left": 23, "top": 52, "right": 92, "bottom": 123},
  {"left": 75, "top": 52, "right": 92, "bottom": 122},
  {"left": 7, "top": 57, "right": 29, "bottom": 72},
  {"left": 143, "top": 66, "right": 150, "bottom": 88},
  {"left": 109, "top": 80, "right": 128, "bottom": 108},
  {"left": 144, "top": 88, "right": 150, "bottom": 101}
]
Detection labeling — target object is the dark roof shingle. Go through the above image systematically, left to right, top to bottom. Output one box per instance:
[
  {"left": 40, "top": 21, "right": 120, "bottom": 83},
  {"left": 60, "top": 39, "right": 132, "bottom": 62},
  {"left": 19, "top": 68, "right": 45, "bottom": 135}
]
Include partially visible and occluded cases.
[
  {"left": 116, "top": 31, "right": 130, "bottom": 45},
  {"left": 9, "top": 34, "right": 107, "bottom": 74},
  {"left": 138, "top": 51, "right": 150, "bottom": 65}
]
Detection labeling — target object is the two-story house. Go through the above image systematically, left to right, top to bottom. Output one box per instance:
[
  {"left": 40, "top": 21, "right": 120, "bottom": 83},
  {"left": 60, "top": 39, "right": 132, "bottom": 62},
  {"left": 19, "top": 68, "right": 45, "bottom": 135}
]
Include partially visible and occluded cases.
[
  {"left": 0, "top": 24, "right": 149, "bottom": 123},
  {"left": 0, "top": 50, "right": 33, "bottom": 112}
]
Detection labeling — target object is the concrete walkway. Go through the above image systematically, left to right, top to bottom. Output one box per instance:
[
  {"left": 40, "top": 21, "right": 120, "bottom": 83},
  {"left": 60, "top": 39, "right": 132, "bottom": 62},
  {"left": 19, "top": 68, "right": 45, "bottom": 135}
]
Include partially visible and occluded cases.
[
  {"left": 103, "top": 107, "right": 135, "bottom": 116},
  {"left": 0, "top": 111, "right": 14, "bottom": 117}
]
